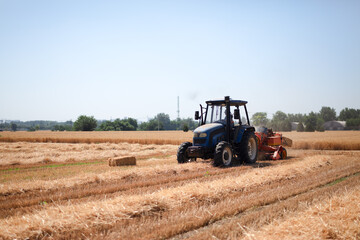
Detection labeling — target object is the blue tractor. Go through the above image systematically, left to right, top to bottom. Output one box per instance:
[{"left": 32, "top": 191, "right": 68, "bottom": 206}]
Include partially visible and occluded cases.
[{"left": 177, "top": 96, "right": 258, "bottom": 167}]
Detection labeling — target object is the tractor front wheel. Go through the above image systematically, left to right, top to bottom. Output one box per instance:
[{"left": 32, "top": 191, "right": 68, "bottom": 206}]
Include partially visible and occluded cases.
[
  {"left": 213, "top": 141, "right": 233, "bottom": 167},
  {"left": 177, "top": 142, "right": 192, "bottom": 164}
]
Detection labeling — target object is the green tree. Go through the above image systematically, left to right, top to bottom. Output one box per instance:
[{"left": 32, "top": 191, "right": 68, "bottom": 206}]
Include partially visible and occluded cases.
[
  {"left": 319, "top": 106, "right": 337, "bottom": 122},
  {"left": 338, "top": 108, "right": 360, "bottom": 121},
  {"left": 270, "top": 111, "right": 290, "bottom": 131},
  {"left": 272, "top": 111, "right": 287, "bottom": 122},
  {"left": 251, "top": 112, "right": 269, "bottom": 126},
  {"left": 304, "top": 112, "right": 317, "bottom": 132},
  {"left": 139, "top": 113, "right": 171, "bottom": 131},
  {"left": 154, "top": 113, "right": 171, "bottom": 130},
  {"left": 287, "top": 113, "right": 306, "bottom": 122},
  {"left": 73, "top": 115, "right": 97, "bottom": 131},
  {"left": 169, "top": 117, "right": 197, "bottom": 131},
  {"left": 97, "top": 118, "right": 138, "bottom": 131},
  {"left": 121, "top": 118, "right": 137, "bottom": 131},
  {"left": 126, "top": 118, "right": 138, "bottom": 130},
  {"left": 180, "top": 118, "right": 197, "bottom": 130},
  {"left": 316, "top": 118, "right": 325, "bottom": 132},
  {"left": 346, "top": 118, "right": 360, "bottom": 130},
  {"left": 113, "top": 119, "right": 124, "bottom": 130},
  {"left": 139, "top": 119, "right": 163, "bottom": 131},
  {"left": 280, "top": 119, "right": 292, "bottom": 132},
  {"left": 98, "top": 121, "right": 114, "bottom": 131},
  {"left": 119, "top": 121, "right": 135, "bottom": 131},
  {"left": 297, "top": 121, "right": 305, "bottom": 132},
  {"left": 138, "top": 122, "right": 147, "bottom": 130},
  {"left": 0, "top": 123, "right": 10, "bottom": 131},
  {"left": 10, "top": 123, "right": 17, "bottom": 131},
  {"left": 182, "top": 123, "right": 189, "bottom": 132},
  {"left": 52, "top": 125, "right": 69, "bottom": 131},
  {"left": 28, "top": 126, "right": 36, "bottom": 132}
]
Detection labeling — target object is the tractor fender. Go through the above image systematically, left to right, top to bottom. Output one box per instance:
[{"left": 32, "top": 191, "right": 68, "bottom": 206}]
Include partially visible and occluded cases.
[{"left": 234, "top": 126, "right": 255, "bottom": 144}]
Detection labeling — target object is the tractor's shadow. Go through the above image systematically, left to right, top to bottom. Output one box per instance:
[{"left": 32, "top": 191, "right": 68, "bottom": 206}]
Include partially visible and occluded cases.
[
  {"left": 246, "top": 155, "right": 295, "bottom": 168},
  {"left": 199, "top": 156, "right": 294, "bottom": 169},
  {"left": 230, "top": 156, "right": 295, "bottom": 168},
  {"left": 231, "top": 161, "right": 272, "bottom": 168},
  {"left": 250, "top": 162, "right": 273, "bottom": 168}
]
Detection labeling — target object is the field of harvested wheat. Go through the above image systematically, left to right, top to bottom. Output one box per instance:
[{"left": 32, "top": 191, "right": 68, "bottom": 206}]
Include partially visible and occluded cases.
[
  {"left": 0, "top": 130, "right": 193, "bottom": 145},
  {"left": 1, "top": 130, "right": 360, "bottom": 150},
  {"left": 0, "top": 131, "right": 359, "bottom": 239},
  {"left": 285, "top": 131, "right": 360, "bottom": 150}
]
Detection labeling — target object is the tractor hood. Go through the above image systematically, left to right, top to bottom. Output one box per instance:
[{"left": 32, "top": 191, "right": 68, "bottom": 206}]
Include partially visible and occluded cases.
[
  {"left": 193, "top": 123, "right": 225, "bottom": 147},
  {"left": 194, "top": 123, "right": 224, "bottom": 135}
]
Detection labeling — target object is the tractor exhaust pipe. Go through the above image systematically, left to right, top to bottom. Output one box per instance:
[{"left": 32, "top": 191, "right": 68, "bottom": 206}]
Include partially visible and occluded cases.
[{"left": 225, "top": 96, "right": 231, "bottom": 142}]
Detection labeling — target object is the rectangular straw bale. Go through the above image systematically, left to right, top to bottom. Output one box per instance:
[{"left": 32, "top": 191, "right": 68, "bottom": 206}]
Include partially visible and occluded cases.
[
  {"left": 282, "top": 137, "right": 293, "bottom": 147},
  {"left": 109, "top": 156, "right": 136, "bottom": 166}
]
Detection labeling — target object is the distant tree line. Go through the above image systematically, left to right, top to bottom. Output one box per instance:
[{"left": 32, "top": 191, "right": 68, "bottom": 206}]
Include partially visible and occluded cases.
[
  {"left": 1, "top": 106, "right": 359, "bottom": 132},
  {"left": 251, "top": 107, "right": 360, "bottom": 132},
  {"left": 138, "top": 113, "right": 196, "bottom": 131},
  {"left": 0, "top": 114, "right": 197, "bottom": 132},
  {"left": 74, "top": 114, "right": 196, "bottom": 132},
  {"left": 97, "top": 118, "right": 138, "bottom": 131},
  {"left": 0, "top": 120, "right": 73, "bottom": 132}
]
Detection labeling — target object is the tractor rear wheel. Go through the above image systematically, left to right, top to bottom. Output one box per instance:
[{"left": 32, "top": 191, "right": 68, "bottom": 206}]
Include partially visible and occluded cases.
[
  {"left": 240, "top": 131, "right": 258, "bottom": 164},
  {"left": 213, "top": 141, "right": 233, "bottom": 167},
  {"left": 177, "top": 142, "right": 192, "bottom": 164}
]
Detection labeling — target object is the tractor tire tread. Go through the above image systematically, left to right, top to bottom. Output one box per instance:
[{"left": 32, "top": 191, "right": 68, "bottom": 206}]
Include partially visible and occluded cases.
[
  {"left": 240, "top": 131, "right": 258, "bottom": 164},
  {"left": 213, "top": 141, "right": 233, "bottom": 167},
  {"left": 177, "top": 142, "right": 192, "bottom": 164}
]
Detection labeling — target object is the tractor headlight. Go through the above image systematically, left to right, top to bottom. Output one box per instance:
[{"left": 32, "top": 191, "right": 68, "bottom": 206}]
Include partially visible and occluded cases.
[
  {"left": 194, "top": 132, "right": 199, "bottom": 138},
  {"left": 199, "top": 133, "right": 207, "bottom": 138}
]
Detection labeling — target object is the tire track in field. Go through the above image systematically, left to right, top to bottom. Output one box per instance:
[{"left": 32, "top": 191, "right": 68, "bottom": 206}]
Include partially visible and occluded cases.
[
  {"left": 21, "top": 156, "right": 360, "bottom": 240},
  {"left": 93, "top": 159, "right": 360, "bottom": 240},
  {"left": 0, "top": 160, "right": 290, "bottom": 218},
  {"left": 174, "top": 172, "right": 360, "bottom": 240}
]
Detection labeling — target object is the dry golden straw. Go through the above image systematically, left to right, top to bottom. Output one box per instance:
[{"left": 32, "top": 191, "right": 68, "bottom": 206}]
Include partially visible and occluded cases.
[{"left": 109, "top": 156, "right": 136, "bottom": 166}]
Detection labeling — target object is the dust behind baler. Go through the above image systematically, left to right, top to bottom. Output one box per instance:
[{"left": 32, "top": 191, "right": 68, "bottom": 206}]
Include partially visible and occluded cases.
[{"left": 255, "top": 127, "right": 293, "bottom": 160}]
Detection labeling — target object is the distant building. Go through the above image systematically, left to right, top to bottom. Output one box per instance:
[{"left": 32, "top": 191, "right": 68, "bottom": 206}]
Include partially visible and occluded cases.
[{"left": 323, "top": 121, "right": 346, "bottom": 130}]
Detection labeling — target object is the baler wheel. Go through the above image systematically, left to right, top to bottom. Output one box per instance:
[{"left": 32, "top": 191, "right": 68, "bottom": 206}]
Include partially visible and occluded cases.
[{"left": 280, "top": 148, "right": 287, "bottom": 159}]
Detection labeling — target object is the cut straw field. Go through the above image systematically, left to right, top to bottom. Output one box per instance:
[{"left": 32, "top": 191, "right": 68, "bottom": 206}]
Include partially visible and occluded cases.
[
  {"left": 0, "top": 130, "right": 193, "bottom": 145},
  {"left": 1, "top": 130, "right": 360, "bottom": 150},
  {"left": 0, "top": 131, "right": 359, "bottom": 239},
  {"left": 283, "top": 131, "right": 360, "bottom": 150},
  {"left": 0, "top": 141, "right": 177, "bottom": 166},
  {"left": 240, "top": 182, "right": 360, "bottom": 240}
]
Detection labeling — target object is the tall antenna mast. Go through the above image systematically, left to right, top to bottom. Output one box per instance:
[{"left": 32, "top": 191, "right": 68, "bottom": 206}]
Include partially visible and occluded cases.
[{"left": 177, "top": 96, "right": 180, "bottom": 120}]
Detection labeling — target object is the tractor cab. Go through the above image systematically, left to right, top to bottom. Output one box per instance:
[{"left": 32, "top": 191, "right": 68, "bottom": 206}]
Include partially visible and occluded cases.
[
  {"left": 177, "top": 96, "right": 258, "bottom": 167},
  {"left": 196, "top": 98, "right": 250, "bottom": 127}
]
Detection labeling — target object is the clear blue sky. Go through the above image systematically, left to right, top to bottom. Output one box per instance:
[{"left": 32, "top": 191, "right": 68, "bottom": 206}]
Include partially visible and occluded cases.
[{"left": 1, "top": 0, "right": 359, "bottom": 122}]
